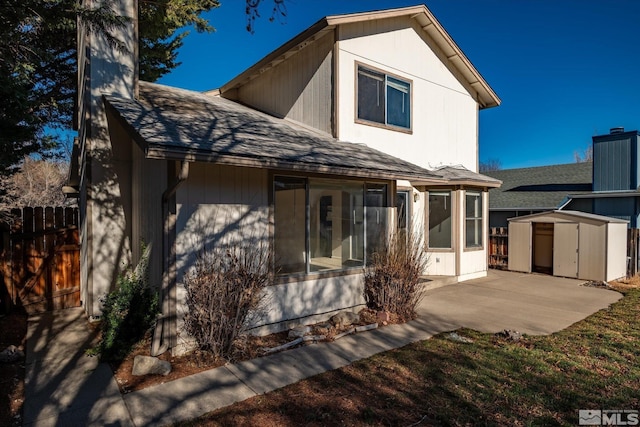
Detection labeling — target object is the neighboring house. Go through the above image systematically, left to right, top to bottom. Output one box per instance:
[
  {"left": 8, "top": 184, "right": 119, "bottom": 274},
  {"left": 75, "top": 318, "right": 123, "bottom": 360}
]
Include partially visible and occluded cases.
[
  {"left": 70, "top": 3, "right": 501, "bottom": 354},
  {"left": 486, "top": 127, "right": 640, "bottom": 229},
  {"left": 565, "top": 128, "right": 640, "bottom": 227},
  {"left": 486, "top": 162, "right": 593, "bottom": 228}
]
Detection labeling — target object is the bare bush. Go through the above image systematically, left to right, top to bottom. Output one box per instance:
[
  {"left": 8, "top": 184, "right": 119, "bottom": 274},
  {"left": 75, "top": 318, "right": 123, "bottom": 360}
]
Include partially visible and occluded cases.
[
  {"left": 363, "top": 228, "right": 429, "bottom": 322},
  {"left": 182, "top": 240, "right": 273, "bottom": 360}
]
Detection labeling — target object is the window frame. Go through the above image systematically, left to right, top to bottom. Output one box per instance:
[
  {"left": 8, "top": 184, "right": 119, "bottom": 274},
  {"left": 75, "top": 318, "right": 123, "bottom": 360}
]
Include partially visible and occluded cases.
[
  {"left": 355, "top": 62, "right": 413, "bottom": 133},
  {"left": 273, "top": 174, "right": 392, "bottom": 279},
  {"left": 427, "top": 190, "right": 454, "bottom": 251},
  {"left": 464, "top": 190, "right": 484, "bottom": 250}
]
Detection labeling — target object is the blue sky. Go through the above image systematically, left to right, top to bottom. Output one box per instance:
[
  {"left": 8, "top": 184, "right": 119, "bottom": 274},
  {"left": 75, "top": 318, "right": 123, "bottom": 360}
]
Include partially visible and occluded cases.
[{"left": 158, "top": 0, "right": 640, "bottom": 169}]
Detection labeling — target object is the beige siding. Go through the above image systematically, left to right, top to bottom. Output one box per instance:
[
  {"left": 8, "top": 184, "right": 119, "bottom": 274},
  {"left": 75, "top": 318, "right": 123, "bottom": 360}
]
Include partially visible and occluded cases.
[
  {"left": 236, "top": 31, "right": 334, "bottom": 134},
  {"left": 131, "top": 141, "right": 166, "bottom": 290},
  {"left": 509, "top": 222, "right": 531, "bottom": 273},
  {"left": 606, "top": 223, "right": 628, "bottom": 281}
]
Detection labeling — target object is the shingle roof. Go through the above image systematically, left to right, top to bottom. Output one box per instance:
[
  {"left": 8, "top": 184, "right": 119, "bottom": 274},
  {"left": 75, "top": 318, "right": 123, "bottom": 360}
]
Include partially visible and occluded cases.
[
  {"left": 104, "top": 82, "right": 447, "bottom": 183},
  {"left": 484, "top": 163, "right": 593, "bottom": 209},
  {"left": 433, "top": 165, "right": 501, "bottom": 187}
]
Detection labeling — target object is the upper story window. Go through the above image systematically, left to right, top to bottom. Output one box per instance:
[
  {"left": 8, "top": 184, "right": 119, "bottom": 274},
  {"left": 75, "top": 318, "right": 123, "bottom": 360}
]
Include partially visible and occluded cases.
[{"left": 357, "top": 64, "right": 411, "bottom": 131}]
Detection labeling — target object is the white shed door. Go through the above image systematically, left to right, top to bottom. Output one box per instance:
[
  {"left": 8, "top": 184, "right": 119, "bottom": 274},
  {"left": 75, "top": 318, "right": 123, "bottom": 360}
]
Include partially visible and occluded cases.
[
  {"left": 508, "top": 222, "right": 532, "bottom": 273},
  {"left": 554, "top": 223, "right": 579, "bottom": 278}
]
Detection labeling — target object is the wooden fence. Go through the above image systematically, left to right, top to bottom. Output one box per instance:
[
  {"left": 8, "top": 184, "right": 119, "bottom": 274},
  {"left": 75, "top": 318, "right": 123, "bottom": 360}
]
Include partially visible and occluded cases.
[
  {"left": 0, "top": 207, "right": 80, "bottom": 314},
  {"left": 489, "top": 225, "right": 640, "bottom": 278},
  {"left": 488, "top": 227, "right": 508, "bottom": 270},
  {"left": 628, "top": 228, "right": 640, "bottom": 277}
]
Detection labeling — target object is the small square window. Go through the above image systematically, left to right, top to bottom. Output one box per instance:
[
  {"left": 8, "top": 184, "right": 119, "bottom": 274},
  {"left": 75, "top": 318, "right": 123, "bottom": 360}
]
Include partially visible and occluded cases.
[{"left": 357, "top": 65, "right": 411, "bottom": 130}]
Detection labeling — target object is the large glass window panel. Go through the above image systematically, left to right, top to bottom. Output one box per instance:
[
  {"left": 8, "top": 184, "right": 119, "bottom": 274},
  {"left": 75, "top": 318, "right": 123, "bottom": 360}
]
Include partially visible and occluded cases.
[
  {"left": 357, "top": 65, "right": 411, "bottom": 130},
  {"left": 357, "top": 67, "right": 385, "bottom": 124},
  {"left": 386, "top": 76, "right": 410, "bottom": 129},
  {"left": 274, "top": 177, "right": 306, "bottom": 274},
  {"left": 309, "top": 180, "right": 364, "bottom": 272},
  {"left": 366, "top": 184, "right": 388, "bottom": 260},
  {"left": 429, "top": 191, "right": 452, "bottom": 249},
  {"left": 465, "top": 191, "right": 483, "bottom": 248}
]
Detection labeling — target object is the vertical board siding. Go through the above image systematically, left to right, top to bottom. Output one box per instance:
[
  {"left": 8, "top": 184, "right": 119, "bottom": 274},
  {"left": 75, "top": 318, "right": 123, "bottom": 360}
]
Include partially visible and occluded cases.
[
  {"left": 237, "top": 32, "right": 334, "bottom": 134},
  {"left": 594, "top": 137, "right": 631, "bottom": 191},
  {"left": 131, "top": 141, "right": 166, "bottom": 289},
  {"left": 0, "top": 207, "right": 80, "bottom": 314}
]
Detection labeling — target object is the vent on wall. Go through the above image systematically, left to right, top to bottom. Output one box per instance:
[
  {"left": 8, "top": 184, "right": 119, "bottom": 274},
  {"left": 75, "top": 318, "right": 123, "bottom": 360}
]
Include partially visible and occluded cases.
[{"left": 610, "top": 127, "right": 625, "bottom": 134}]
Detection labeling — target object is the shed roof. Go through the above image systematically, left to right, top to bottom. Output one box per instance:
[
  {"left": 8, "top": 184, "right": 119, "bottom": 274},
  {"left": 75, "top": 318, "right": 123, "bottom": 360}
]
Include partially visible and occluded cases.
[
  {"left": 218, "top": 5, "right": 500, "bottom": 109},
  {"left": 104, "top": 81, "right": 449, "bottom": 183},
  {"left": 485, "top": 163, "right": 593, "bottom": 210},
  {"left": 508, "top": 210, "right": 628, "bottom": 224}
]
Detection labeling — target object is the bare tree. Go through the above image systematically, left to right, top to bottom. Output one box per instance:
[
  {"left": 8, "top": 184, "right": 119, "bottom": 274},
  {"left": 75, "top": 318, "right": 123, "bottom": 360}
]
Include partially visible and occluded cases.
[
  {"left": 574, "top": 145, "right": 593, "bottom": 163},
  {"left": 0, "top": 157, "right": 73, "bottom": 211},
  {"left": 479, "top": 158, "right": 502, "bottom": 172}
]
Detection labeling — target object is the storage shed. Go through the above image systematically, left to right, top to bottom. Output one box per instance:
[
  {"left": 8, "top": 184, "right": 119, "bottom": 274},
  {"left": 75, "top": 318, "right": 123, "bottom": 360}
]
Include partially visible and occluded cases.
[{"left": 508, "top": 210, "right": 628, "bottom": 282}]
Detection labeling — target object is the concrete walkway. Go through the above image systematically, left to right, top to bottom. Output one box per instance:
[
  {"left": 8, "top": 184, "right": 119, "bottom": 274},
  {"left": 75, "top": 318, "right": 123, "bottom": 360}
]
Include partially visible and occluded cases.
[{"left": 23, "top": 270, "right": 622, "bottom": 426}]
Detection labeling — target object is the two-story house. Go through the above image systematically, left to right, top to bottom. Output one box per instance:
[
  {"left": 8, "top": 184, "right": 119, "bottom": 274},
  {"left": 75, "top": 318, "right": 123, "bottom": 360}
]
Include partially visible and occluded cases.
[{"left": 71, "top": 3, "right": 500, "bottom": 354}]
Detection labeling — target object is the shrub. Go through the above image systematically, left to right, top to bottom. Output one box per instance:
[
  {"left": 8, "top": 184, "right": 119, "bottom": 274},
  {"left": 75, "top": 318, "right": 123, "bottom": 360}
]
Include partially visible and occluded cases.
[
  {"left": 363, "top": 228, "right": 429, "bottom": 322},
  {"left": 182, "top": 240, "right": 273, "bottom": 360},
  {"left": 89, "top": 247, "right": 159, "bottom": 362}
]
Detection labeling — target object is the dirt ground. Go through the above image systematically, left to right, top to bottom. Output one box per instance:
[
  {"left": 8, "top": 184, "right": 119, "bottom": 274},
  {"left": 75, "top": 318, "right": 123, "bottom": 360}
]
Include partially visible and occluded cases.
[
  {"left": 112, "top": 308, "right": 384, "bottom": 393},
  {"left": 0, "top": 311, "right": 27, "bottom": 427}
]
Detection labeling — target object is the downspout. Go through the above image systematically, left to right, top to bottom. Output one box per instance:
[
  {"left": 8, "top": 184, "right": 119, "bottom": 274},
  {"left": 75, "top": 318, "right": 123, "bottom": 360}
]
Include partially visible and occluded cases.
[{"left": 152, "top": 160, "right": 189, "bottom": 356}]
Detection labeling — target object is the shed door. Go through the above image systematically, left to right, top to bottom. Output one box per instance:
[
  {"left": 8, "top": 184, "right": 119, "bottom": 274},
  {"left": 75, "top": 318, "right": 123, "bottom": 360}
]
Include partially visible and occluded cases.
[
  {"left": 508, "top": 222, "right": 532, "bottom": 273},
  {"left": 553, "top": 223, "right": 579, "bottom": 278}
]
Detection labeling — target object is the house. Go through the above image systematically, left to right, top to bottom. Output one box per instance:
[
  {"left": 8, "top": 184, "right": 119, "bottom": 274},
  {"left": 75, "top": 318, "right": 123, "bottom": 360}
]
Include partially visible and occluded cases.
[
  {"left": 71, "top": 2, "right": 501, "bottom": 354},
  {"left": 486, "top": 127, "right": 640, "bottom": 229},
  {"left": 565, "top": 128, "right": 640, "bottom": 227},
  {"left": 486, "top": 162, "right": 593, "bottom": 228}
]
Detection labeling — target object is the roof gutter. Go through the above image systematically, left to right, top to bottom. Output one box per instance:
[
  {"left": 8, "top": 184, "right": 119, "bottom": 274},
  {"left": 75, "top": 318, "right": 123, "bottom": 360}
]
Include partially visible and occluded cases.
[{"left": 152, "top": 160, "right": 190, "bottom": 356}]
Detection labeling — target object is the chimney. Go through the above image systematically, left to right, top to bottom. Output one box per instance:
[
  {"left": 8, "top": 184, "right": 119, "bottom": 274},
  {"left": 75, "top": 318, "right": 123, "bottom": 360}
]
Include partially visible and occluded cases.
[{"left": 610, "top": 127, "right": 625, "bottom": 134}]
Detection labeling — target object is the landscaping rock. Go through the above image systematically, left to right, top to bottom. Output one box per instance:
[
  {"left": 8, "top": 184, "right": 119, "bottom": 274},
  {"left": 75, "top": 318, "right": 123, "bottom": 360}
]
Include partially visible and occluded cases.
[
  {"left": 330, "top": 311, "right": 359, "bottom": 327},
  {"left": 376, "top": 311, "right": 390, "bottom": 323},
  {"left": 288, "top": 325, "right": 311, "bottom": 339},
  {"left": 495, "top": 329, "right": 522, "bottom": 342},
  {"left": 447, "top": 332, "right": 474, "bottom": 344},
  {"left": 0, "top": 345, "right": 24, "bottom": 363},
  {"left": 132, "top": 355, "right": 172, "bottom": 376}
]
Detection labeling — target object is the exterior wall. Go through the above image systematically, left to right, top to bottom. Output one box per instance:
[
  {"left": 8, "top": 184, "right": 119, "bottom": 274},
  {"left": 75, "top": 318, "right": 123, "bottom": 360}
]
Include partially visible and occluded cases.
[
  {"left": 77, "top": 0, "right": 137, "bottom": 316},
  {"left": 336, "top": 16, "right": 479, "bottom": 171},
  {"left": 235, "top": 31, "right": 334, "bottom": 134},
  {"left": 593, "top": 132, "right": 640, "bottom": 191},
  {"left": 130, "top": 136, "right": 166, "bottom": 290},
  {"left": 174, "top": 163, "right": 368, "bottom": 339},
  {"left": 594, "top": 197, "right": 637, "bottom": 227},
  {"left": 607, "top": 223, "right": 628, "bottom": 281},
  {"left": 255, "top": 273, "right": 365, "bottom": 335}
]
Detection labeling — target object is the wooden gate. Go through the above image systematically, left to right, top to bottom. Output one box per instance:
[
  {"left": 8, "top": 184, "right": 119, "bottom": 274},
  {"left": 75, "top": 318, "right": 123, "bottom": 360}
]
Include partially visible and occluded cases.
[{"left": 0, "top": 207, "right": 80, "bottom": 314}]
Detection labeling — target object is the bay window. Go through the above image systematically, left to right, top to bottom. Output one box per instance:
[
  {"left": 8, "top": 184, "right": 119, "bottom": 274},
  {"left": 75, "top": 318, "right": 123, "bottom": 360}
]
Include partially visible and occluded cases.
[
  {"left": 428, "top": 191, "right": 452, "bottom": 249},
  {"left": 465, "top": 191, "right": 483, "bottom": 248}
]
